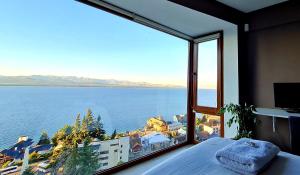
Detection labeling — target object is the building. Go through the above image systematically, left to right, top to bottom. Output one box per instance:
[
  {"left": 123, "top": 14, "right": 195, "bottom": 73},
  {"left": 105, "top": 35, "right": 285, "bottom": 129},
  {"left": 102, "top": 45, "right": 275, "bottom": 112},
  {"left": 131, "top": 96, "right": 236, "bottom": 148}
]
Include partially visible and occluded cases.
[
  {"left": 173, "top": 115, "right": 187, "bottom": 125},
  {"left": 146, "top": 117, "right": 168, "bottom": 132},
  {"left": 167, "top": 121, "right": 183, "bottom": 131},
  {"left": 202, "top": 125, "right": 214, "bottom": 135},
  {"left": 211, "top": 125, "right": 220, "bottom": 135},
  {"left": 177, "top": 128, "right": 186, "bottom": 136},
  {"left": 141, "top": 132, "right": 170, "bottom": 152},
  {"left": 129, "top": 134, "right": 143, "bottom": 160},
  {"left": 171, "top": 135, "right": 187, "bottom": 145},
  {"left": 18, "top": 136, "right": 29, "bottom": 143},
  {"left": 0, "top": 137, "right": 34, "bottom": 161},
  {"left": 96, "top": 137, "right": 130, "bottom": 170},
  {"left": 29, "top": 144, "right": 52, "bottom": 155},
  {"left": 0, "top": 153, "right": 13, "bottom": 167},
  {"left": 37, "top": 162, "right": 51, "bottom": 174}
]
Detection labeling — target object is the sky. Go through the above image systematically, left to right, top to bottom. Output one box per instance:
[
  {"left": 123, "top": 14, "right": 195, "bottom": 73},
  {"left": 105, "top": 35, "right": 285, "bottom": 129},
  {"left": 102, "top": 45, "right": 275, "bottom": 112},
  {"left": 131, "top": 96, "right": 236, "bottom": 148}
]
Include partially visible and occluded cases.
[{"left": 0, "top": 0, "right": 216, "bottom": 88}]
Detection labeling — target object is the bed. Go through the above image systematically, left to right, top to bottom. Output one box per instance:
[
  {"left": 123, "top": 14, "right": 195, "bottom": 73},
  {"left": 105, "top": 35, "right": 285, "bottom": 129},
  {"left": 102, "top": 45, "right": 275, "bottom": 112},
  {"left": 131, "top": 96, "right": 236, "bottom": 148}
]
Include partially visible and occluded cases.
[{"left": 142, "top": 137, "right": 300, "bottom": 175}]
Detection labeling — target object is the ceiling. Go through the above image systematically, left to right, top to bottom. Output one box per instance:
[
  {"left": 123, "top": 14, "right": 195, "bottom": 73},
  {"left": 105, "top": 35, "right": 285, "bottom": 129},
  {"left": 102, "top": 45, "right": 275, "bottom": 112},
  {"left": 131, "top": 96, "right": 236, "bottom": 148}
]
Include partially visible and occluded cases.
[
  {"left": 95, "top": 0, "right": 236, "bottom": 38},
  {"left": 216, "top": 0, "right": 288, "bottom": 13}
]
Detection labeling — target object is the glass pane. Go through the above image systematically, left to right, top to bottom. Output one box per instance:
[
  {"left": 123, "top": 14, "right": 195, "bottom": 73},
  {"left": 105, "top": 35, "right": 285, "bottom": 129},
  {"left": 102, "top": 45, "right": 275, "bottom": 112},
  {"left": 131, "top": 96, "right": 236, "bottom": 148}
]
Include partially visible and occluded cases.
[
  {"left": 0, "top": 1, "right": 187, "bottom": 174},
  {"left": 197, "top": 40, "right": 218, "bottom": 108},
  {"left": 195, "top": 113, "right": 221, "bottom": 142}
]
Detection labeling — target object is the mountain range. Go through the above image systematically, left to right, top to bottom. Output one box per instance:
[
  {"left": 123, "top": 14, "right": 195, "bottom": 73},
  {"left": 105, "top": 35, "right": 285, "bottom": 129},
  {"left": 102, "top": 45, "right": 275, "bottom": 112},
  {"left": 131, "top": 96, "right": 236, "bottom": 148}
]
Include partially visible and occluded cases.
[{"left": 0, "top": 75, "right": 183, "bottom": 88}]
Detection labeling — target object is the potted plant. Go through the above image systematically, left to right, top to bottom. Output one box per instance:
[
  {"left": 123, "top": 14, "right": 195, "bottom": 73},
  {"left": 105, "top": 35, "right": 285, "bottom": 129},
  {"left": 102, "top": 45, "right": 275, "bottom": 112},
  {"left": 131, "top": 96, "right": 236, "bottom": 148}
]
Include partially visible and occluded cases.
[{"left": 219, "top": 103, "right": 257, "bottom": 139}]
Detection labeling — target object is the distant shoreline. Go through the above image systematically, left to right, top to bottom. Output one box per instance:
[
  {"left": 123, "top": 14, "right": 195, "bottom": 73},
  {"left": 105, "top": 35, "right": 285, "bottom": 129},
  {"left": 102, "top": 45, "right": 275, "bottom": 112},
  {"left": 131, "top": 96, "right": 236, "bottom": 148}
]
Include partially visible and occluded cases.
[
  {"left": 0, "top": 75, "right": 186, "bottom": 89},
  {"left": 0, "top": 84, "right": 187, "bottom": 89}
]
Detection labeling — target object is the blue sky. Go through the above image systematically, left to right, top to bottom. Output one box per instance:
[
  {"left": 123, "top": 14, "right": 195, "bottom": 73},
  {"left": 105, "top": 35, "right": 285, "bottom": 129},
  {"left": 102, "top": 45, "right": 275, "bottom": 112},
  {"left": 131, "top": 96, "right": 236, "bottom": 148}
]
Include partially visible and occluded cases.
[{"left": 0, "top": 0, "right": 216, "bottom": 88}]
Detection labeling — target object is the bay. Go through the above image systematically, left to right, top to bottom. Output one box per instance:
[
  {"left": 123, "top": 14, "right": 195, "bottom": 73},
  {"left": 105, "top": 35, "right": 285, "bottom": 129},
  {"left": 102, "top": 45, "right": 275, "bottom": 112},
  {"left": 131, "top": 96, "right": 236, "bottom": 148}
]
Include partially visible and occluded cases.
[{"left": 0, "top": 86, "right": 216, "bottom": 150}]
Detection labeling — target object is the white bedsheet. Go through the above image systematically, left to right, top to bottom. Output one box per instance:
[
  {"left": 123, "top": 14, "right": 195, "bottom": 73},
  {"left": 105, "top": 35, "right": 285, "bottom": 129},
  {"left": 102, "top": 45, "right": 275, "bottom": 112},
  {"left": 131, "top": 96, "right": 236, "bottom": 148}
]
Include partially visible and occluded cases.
[{"left": 142, "top": 137, "right": 300, "bottom": 175}]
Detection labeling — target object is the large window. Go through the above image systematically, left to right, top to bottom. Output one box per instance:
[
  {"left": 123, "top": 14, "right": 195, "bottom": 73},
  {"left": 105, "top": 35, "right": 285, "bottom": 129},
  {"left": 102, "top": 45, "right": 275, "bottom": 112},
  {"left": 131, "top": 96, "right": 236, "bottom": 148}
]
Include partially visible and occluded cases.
[
  {"left": 0, "top": 1, "right": 187, "bottom": 174},
  {"left": 192, "top": 32, "right": 223, "bottom": 142}
]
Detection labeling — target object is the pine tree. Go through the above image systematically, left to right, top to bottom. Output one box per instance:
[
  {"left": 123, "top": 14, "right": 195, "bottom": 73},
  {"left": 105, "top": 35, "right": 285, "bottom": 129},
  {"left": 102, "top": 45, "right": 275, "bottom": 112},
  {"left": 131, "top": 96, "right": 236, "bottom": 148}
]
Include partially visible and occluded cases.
[
  {"left": 85, "top": 109, "right": 94, "bottom": 128},
  {"left": 72, "top": 114, "right": 82, "bottom": 144},
  {"left": 74, "top": 114, "right": 81, "bottom": 134},
  {"left": 81, "top": 115, "right": 89, "bottom": 139},
  {"left": 89, "top": 115, "right": 106, "bottom": 140},
  {"left": 201, "top": 115, "right": 208, "bottom": 123},
  {"left": 52, "top": 125, "right": 71, "bottom": 147},
  {"left": 62, "top": 125, "right": 73, "bottom": 147},
  {"left": 62, "top": 125, "right": 73, "bottom": 136},
  {"left": 111, "top": 129, "right": 117, "bottom": 139},
  {"left": 38, "top": 131, "right": 51, "bottom": 145},
  {"left": 52, "top": 132, "right": 59, "bottom": 146},
  {"left": 63, "top": 139, "right": 100, "bottom": 175},
  {"left": 76, "top": 139, "right": 100, "bottom": 175},
  {"left": 63, "top": 148, "right": 80, "bottom": 175}
]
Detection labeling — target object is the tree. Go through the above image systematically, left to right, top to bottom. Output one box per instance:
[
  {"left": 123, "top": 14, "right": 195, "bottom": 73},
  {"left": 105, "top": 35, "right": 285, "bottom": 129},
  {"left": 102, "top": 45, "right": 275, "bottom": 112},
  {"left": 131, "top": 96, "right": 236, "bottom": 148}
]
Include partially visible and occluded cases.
[
  {"left": 50, "top": 109, "right": 107, "bottom": 173},
  {"left": 85, "top": 109, "right": 94, "bottom": 127},
  {"left": 72, "top": 114, "right": 82, "bottom": 145},
  {"left": 73, "top": 114, "right": 81, "bottom": 135},
  {"left": 81, "top": 115, "right": 89, "bottom": 139},
  {"left": 89, "top": 115, "right": 106, "bottom": 140},
  {"left": 201, "top": 115, "right": 207, "bottom": 123},
  {"left": 196, "top": 117, "right": 201, "bottom": 126},
  {"left": 51, "top": 125, "right": 73, "bottom": 149},
  {"left": 61, "top": 125, "right": 74, "bottom": 147},
  {"left": 63, "top": 125, "right": 73, "bottom": 136},
  {"left": 111, "top": 129, "right": 117, "bottom": 139},
  {"left": 38, "top": 131, "right": 51, "bottom": 145},
  {"left": 52, "top": 132, "right": 59, "bottom": 146},
  {"left": 63, "top": 139, "right": 100, "bottom": 175},
  {"left": 76, "top": 139, "right": 100, "bottom": 175},
  {"left": 62, "top": 148, "right": 79, "bottom": 175},
  {"left": 29, "top": 152, "right": 39, "bottom": 163},
  {"left": 22, "top": 167, "right": 35, "bottom": 175}
]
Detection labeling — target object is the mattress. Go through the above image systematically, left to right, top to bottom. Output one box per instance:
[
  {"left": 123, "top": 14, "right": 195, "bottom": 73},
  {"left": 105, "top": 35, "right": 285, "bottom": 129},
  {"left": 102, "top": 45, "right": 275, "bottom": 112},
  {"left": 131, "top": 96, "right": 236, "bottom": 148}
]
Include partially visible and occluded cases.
[{"left": 142, "top": 137, "right": 300, "bottom": 175}]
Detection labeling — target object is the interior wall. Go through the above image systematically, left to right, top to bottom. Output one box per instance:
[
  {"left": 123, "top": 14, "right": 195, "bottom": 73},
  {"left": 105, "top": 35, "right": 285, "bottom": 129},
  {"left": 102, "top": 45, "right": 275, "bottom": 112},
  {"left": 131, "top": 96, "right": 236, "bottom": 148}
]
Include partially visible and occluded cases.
[
  {"left": 239, "top": 1, "right": 300, "bottom": 150},
  {"left": 242, "top": 1, "right": 300, "bottom": 107},
  {"left": 244, "top": 21, "right": 300, "bottom": 150},
  {"left": 245, "top": 22, "right": 300, "bottom": 107},
  {"left": 223, "top": 25, "right": 239, "bottom": 138}
]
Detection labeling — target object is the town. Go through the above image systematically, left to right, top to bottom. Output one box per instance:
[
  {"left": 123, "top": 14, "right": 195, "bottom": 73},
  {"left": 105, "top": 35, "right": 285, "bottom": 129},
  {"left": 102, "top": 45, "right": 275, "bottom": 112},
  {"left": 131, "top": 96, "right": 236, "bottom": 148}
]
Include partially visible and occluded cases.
[{"left": 0, "top": 110, "right": 220, "bottom": 175}]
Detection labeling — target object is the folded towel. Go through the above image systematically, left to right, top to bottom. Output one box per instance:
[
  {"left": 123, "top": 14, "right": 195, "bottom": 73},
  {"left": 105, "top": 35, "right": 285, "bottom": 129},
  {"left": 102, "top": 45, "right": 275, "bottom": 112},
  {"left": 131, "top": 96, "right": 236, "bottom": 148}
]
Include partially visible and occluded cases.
[{"left": 215, "top": 138, "right": 280, "bottom": 175}]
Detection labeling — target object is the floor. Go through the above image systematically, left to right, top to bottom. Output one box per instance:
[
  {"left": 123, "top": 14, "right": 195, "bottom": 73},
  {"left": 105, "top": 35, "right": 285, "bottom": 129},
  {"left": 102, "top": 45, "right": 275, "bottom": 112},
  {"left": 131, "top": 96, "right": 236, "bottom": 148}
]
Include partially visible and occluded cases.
[{"left": 113, "top": 145, "right": 193, "bottom": 175}]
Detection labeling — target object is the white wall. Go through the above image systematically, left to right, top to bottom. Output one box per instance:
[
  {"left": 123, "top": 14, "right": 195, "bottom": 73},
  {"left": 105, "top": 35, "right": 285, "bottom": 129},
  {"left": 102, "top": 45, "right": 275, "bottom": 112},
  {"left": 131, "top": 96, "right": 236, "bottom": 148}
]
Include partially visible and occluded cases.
[
  {"left": 223, "top": 25, "right": 239, "bottom": 138},
  {"left": 98, "top": 137, "right": 130, "bottom": 170}
]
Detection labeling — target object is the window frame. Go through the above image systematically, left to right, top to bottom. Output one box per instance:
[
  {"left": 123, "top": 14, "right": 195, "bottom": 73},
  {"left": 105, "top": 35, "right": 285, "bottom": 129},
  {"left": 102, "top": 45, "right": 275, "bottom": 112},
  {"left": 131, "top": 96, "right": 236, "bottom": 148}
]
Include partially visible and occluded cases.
[
  {"left": 76, "top": 1, "right": 225, "bottom": 174},
  {"left": 191, "top": 31, "right": 224, "bottom": 138},
  {"left": 95, "top": 32, "right": 224, "bottom": 174}
]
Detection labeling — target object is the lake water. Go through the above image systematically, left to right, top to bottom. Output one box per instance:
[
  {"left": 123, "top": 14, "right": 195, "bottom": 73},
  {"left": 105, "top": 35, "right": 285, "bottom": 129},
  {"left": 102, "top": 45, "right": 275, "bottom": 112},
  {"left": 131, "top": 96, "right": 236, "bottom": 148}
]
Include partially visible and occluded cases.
[{"left": 0, "top": 86, "right": 215, "bottom": 150}]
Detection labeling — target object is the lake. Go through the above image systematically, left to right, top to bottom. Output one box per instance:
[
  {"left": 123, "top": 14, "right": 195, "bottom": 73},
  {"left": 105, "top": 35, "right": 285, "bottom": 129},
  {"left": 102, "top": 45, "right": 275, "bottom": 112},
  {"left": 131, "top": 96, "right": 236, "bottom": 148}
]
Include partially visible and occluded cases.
[{"left": 0, "top": 86, "right": 215, "bottom": 150}]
